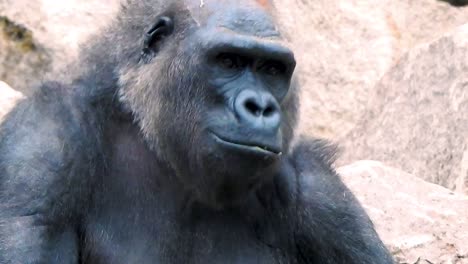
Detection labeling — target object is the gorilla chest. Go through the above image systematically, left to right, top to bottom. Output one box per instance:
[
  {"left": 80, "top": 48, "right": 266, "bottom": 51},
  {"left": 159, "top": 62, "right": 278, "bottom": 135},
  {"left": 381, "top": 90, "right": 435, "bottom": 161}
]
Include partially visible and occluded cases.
[
  {"left": 83, "top": 126, "right": 297, "bottom": 263},
  {"left": 83, "top": 207, "right": 293, "bottom": 264}
]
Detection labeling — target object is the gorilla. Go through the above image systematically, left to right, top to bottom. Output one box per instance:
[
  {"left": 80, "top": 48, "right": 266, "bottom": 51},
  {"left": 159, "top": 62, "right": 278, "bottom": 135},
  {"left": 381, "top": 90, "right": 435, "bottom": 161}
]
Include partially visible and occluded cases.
[{"left": 0, "top": 0, "right": 394, "bottom": 263}]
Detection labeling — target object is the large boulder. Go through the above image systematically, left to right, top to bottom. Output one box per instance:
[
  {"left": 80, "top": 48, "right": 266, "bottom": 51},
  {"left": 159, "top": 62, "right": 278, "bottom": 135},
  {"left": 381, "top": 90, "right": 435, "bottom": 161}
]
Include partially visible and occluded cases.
[
  {"left": 0, "top": 0, "right": 119, "bottom": 95},
  {"left": 274, "top": 0, "right": 468, "bottom": 138},
  {"left": 0, "top": 15, "right": 51, "bottom": 96},
  {"left": 339, "top": 24, "right": 468, "bottom": 193},
  {"left": 338, "top": 161, "right": 468, "bottom": 263}
]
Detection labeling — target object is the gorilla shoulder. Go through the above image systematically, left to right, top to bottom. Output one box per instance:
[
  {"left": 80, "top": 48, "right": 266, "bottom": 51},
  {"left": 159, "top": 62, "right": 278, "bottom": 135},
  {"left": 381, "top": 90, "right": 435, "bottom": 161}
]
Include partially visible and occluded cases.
[{"left": 0, "top": 81, "right": 97, "bottom": 222}]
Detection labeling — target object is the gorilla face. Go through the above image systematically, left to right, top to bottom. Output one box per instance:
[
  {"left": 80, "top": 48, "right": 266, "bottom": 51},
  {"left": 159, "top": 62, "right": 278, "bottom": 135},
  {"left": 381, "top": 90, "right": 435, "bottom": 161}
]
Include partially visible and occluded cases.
[{"left": 119, "top": 0, "right": 297, "bottom": 208}]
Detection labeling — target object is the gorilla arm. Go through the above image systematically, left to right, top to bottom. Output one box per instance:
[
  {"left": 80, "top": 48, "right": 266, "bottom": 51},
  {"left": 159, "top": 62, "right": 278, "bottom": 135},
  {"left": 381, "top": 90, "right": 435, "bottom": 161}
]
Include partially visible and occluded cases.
[
  {"left": 0, "top": 84, "right": 92, "bottom": 264},
  {"left": 289, "top": 139, "right": 394, "bottom": 264}
]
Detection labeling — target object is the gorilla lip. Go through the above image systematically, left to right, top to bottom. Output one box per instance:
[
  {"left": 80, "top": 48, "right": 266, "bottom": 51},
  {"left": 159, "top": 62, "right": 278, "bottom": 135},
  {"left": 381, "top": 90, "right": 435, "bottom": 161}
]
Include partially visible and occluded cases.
[{"left": 210, "top": 133, "right": 282, "bottom": 156}]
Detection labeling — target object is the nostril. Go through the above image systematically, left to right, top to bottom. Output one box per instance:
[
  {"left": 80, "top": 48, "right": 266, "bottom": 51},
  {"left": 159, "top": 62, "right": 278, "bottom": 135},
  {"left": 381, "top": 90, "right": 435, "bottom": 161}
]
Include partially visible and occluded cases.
[
  {"left": 244, "top": 100, "right": 262, "bottom": 116},
  {"left": 263, "top": 105, "right": 275, "bottom": 117}
]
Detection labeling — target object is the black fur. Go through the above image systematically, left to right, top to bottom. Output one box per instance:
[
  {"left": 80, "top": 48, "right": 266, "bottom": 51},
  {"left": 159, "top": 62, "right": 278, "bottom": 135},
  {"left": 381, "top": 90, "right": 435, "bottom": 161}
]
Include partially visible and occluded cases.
[
  {"left": 0, "top": 0, "right": 394, "bottom": 263},
  {"left": 439, "top": 0, "right": 468, "bottom": 6}
]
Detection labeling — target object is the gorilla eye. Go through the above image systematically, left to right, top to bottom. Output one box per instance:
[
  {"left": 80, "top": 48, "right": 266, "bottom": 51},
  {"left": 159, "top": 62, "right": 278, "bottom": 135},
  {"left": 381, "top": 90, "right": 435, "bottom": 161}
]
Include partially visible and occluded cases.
[
  {"left": 216, "top": 53, "right": 246, "bottom": 70},
  {"left": 262, "top": 61, "right": 287, "bottom": 76}
]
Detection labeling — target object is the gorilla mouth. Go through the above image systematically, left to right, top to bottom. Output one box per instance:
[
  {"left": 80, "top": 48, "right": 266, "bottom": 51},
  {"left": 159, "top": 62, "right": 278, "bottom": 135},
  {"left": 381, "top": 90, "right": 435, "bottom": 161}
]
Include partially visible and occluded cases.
[{"left": 210, "top": 133, "right": 282, "bottom": 156}]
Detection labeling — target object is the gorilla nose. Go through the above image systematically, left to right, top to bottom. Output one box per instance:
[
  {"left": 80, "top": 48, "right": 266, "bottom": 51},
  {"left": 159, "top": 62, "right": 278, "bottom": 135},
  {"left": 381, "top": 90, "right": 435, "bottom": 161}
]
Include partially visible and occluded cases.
[{"left": 234, "top": 90, "right": 281, "bottom": 133}]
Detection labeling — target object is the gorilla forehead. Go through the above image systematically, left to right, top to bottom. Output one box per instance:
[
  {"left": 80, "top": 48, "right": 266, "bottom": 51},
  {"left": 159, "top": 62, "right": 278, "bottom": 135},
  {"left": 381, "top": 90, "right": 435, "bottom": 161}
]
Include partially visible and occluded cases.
[{"left": 183, "top": 0, "right": 280, "bottom": 37}]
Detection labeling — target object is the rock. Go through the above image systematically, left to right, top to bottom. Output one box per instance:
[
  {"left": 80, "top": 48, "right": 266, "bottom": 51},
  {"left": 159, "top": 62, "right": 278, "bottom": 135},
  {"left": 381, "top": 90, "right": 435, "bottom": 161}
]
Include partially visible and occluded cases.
[
  {"left": 0, "top": 0, "right": 119, "bottom": 95},
  {"left": 273, "top": 0, "right": 468, "bottom": 138},
  {"left": 274, "top": 0, "right": 396, "bottom": 138},
  {"left": 0, "top": 15, "right": 51, "bottom": 96},
  {"left": 339, "top": 24, "right": 468, "bottom": 194},
  {"left": 0, "top": 81, "right": 24, "bottom": 122},
  {"left": 338, "top": 161, "right": 468, "bottom": 264}
]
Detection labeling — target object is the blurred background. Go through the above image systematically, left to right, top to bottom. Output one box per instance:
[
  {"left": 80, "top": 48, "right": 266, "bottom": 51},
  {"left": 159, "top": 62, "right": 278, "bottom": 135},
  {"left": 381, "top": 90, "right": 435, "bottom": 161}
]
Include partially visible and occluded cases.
[{"left": 0, "top": 0, "right": 467, "bottom": 263}]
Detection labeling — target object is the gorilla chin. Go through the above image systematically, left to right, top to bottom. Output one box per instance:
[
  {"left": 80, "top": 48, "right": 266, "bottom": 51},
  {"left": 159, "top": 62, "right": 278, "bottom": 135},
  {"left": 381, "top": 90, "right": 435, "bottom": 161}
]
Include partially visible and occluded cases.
[{"left": 191, "top": 131, "right": 282, "bottom": 209}]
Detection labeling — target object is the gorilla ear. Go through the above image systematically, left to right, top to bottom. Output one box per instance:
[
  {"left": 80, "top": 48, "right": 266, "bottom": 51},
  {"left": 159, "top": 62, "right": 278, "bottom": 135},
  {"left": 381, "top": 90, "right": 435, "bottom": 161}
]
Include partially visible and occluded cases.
[{"left": 141, "top": 16, "right": 174, "bottom": 61}]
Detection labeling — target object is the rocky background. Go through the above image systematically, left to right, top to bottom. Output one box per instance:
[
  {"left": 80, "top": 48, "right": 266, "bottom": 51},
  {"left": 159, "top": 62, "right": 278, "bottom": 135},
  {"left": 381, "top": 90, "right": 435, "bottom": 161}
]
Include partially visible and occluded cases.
[{"left": 0, "top": 0, "right": 467, "bottom": 263}]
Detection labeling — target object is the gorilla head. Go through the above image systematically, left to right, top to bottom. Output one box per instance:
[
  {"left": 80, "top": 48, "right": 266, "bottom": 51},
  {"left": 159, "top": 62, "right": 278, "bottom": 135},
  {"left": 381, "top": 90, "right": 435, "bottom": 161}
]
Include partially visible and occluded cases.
[{"left": 113, "top": 0, "right": 297, "bottom": 208}]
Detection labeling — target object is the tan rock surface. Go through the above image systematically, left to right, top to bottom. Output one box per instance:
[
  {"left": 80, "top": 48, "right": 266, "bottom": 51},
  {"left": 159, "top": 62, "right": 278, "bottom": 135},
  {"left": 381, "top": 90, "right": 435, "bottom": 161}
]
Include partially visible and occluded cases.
[
  {"left": 0, "top": 0, "right": 119, "bottom": 95},
  {"left": 274, "top": 0, "right": 468, "bottom": 138},
  {"left": 0, "top": 15, "right": 51, "bottom": 96},
  {"left": 339, "top": 24, "right": 468, "bottom": 193},
  {"left": 0, "top": 81, "right": 24, "bottom": 122},
  {"left": 338, "top": 161, "right": 468, "bottom": 264}
]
